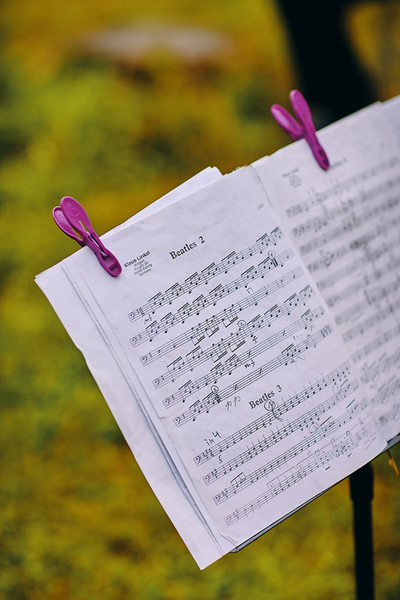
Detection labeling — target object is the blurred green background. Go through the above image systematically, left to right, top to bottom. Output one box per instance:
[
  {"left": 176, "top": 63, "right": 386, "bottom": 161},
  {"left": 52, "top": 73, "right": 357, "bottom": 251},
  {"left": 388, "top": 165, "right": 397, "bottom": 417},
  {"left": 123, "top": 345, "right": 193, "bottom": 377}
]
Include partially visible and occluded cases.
[{"left": 1, "top": 1, "right": 400, "bottom": 598}]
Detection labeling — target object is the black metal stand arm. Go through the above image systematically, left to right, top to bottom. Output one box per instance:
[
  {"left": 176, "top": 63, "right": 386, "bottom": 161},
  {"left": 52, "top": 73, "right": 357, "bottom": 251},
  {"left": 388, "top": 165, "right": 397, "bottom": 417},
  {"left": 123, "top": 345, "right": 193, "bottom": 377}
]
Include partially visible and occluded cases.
[{"left": 349, "top": 462, "right": 375, "bottom": 600}]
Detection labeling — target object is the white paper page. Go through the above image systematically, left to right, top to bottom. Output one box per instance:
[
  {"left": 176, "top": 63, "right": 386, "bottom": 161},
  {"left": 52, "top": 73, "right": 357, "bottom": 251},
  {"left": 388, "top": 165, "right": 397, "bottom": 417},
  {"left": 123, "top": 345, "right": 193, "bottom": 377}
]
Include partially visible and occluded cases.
[
  {"left": 384, "top": 95, "right": 400, "bottom": 145},
  {"left": 253, "top": 103, "right": 400, "bottom": 441},
  {"left": 63, "top": 167, "right": 385, "bottom": 549},
  {"left": 107, "top": 167, "right": 222, "bottom": 234},
  {"left": 36, "top": 168, "right": 227, "bottom": 570}
]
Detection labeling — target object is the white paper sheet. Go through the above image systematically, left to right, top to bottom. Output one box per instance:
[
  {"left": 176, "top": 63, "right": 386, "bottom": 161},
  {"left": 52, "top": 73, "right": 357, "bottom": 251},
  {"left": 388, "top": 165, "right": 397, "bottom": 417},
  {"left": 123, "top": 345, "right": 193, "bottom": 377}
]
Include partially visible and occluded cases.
[
  {"left": 253, "top": 102, "right": 400, "bottom": 440},
  {"left": 60, "top": 167, "right": 384, "bottom": 550},
  {"left": 37, "top": 168, "right": 230, "bottom": 569}
]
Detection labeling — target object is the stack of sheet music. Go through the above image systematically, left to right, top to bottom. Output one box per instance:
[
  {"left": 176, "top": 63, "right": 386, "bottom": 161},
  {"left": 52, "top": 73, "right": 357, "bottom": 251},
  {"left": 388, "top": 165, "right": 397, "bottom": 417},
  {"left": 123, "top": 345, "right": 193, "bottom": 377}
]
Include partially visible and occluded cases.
[{"left": 36, "top": 97, "right": 400, "bottom": 569}]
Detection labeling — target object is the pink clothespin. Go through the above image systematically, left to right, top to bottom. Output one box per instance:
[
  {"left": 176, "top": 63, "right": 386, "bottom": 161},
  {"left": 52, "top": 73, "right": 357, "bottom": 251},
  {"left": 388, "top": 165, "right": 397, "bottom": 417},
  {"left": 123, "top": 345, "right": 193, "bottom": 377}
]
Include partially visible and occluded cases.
[
  {"left": 271, "top": 90, "right": 330, "bottom": 171},
  {"left": 53, "top": 196, "right": 122, "bottom": 277}
]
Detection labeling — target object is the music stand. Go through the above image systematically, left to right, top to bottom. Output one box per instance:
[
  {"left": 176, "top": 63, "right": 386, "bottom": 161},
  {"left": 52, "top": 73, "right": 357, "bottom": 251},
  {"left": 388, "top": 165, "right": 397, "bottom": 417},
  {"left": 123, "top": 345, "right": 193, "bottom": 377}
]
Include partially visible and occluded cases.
[{"left": 350, "top": 435, "right": 400, "bottom": 600}]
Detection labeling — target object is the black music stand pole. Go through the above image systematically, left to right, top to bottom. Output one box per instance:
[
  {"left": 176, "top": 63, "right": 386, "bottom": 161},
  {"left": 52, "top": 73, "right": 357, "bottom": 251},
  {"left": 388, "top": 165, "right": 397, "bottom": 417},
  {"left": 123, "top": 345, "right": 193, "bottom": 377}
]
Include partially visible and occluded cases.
[{"left": 349, "top": 462, "right": 375, "bottom": 600}]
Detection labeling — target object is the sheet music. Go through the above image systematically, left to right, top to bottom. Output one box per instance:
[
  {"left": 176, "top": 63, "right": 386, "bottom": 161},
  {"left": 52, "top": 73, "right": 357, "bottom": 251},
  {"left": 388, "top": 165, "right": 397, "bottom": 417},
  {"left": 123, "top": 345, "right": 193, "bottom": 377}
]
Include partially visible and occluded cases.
[
  {"left": 254, "top": 103, "right": 400, "bottom": 441},
  {"left": 36, "top": 167, "right": 231, "bottom": 570},
  {"left": 62, "top": 167, "right": 384, "bottom": 546}
]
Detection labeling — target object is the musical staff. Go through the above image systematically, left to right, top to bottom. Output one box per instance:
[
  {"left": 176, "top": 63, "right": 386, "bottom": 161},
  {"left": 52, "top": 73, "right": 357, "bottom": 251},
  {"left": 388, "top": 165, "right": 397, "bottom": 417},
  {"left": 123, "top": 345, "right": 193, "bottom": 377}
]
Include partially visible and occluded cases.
[
  {"left": 276, "top": 129, "right": 400, "bottom": 450},
  {"left": 285, "top": 157, "right": 400, "bottom": 221},
  {"left": 292, "top": 174, "right": 400, "bottom": 240},
  {"left": 299, "top": 195, "right": 400, "bottom": 257},
  {"left": 306, "top": 213, "right": 400, "bottom": 274},
  {"left": 127, "top": 228, "right": 283, "bottom": 321},
  {"left": 316, "top": 233, "right": 400, "bottom": 293},
  {"left": 129, "top": 249, "right": 293, "bottom": 347},
  {"left": 318, "top": 256, "right": 370, "bottom": 291},
  {"left": 324, "top": 259, "right": 397, "bottom": 308},
  {"left": 137, "top": 267, "right": 305, "bottom": 359},
  {"left": 335, "top": 276, "right": 400, "bottom": 326},
  {"left": 326, "top": 279, "right": 364, "bottom": 309},
  {"left": 153, "top": 286, "right": 315, "bottom": 389},
  {"left": 343, "top": 296, "right": 400, "bottom": 343},
  {"left": 162, "top": 307, "right": 325, "bottom": 408},
  {"left": 351, "top": 323, "right": 400, "bottom": 363},
  {"left": 173, "top": 325, "right": 333, "bottom": 425},
  {"left": 360, "top": 347, "right": 400, "bottom": 386},
  {"left": 193, "top": 362, "right": 351, "bottom": 465},
  {"left": 372, "top": 375, "right": 400, "bottom": 407},
  {"left": 203, "top": 380, "right": 356, "bottom": 485},
  {"left": 213, "top": 401, "right": 363, "bottom": 504},
  {"left": 378, "top": 403, "right": 400, "bottom": 427},
  {"left": 224, "top": 425, "right": 370, "bottom": 525}
]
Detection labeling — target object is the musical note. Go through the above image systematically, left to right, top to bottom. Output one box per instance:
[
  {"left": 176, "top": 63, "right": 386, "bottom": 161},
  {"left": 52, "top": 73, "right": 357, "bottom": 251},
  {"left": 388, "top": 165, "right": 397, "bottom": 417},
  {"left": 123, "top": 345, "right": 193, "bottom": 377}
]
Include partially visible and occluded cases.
[
  {"left": 264, "top": 144, "right": 400, "bottom": 445},
  {"left": 285, "top": 159, "right": 400, "bottom": 222},
  {"left": 295, "top": 179, "right": 400, "bottom": 251},
  {"left": 306, "top": 213, "right": 400, "bottom": 275},
  {"left": 127, "top": 228, "right": 284, "bottom": 321},
  {"left": 130, "top": 249, "right": 294, "bottom": 346},
  {"left": 317, "top": 256, "right": 369, "bottom": 291},
  {"left": 202, "top": 262, "right": 219, "bottom": 279},
  {"left": 136, "top": 267, "right": 304, "bottom": 355},
  {"left": 334, "top": 271, "right": 400, "bottom": 327},
  {"left": 185, "top": 272, "right": 202, "bottom": 290},
  {"left": 326, "top": 278, "right": 364, "bottom": 308},
  {"left": 151, "top": 286, "right": 316, "bottom": 387},
  {"left": 343, "top": 297, "right": 400, "bottom": 343},
  {"left": 160, "top": 307, "right": 325, "bottom": 405},
  {"left": 351, "top": 323, "right": 400, "bottom": 363},
  {"left": 174, "top": 326, "right": 334, "bottom": 426},
  {"left": 360, "top": 347, "right": 400, "bottom": 386},
  {"left": 372, "top": 376, "right": 400, "bottom": 408},
  {"left": 203, "top": 380, "right": 355, "bottom": 484},
  {"left": 213, "top": 401, "right": 363, "bottom": 504},
  {"left": 378, "top": 402, "right": 400, "bottom": 427},
  {"left": 224, "top": 424, "right": 370, "bottom": 524}
]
